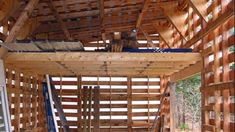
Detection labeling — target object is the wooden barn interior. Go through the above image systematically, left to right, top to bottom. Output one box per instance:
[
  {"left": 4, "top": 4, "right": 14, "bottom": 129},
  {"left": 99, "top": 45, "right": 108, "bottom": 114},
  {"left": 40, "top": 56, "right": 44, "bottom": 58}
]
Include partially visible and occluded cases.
[{"left": 0, "top": 0, "right": 234, "bottom": 131}]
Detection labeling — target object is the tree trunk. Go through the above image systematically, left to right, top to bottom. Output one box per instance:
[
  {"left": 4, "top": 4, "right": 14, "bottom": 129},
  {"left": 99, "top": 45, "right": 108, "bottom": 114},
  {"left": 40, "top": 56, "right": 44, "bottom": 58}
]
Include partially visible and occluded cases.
[
  {"left": 182, "top": 95, "right": 186, "bottom": 124},
  {"left": 177, "top": 106, "right": 181, "bottom": 127},
  {"left": 192, "top": 115, "right": 194, "bottom": 130}
]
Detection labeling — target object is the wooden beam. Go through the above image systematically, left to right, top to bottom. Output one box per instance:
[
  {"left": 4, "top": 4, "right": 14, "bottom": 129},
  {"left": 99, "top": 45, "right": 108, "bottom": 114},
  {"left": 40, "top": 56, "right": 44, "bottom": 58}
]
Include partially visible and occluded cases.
[
  {"left": 0, "top": 0, "right": 40, "bottom": 59},
  {"left": 0, "top": 0, "right": 21, "bottom": 26},
  {"left": 46, "top": 0, "right": 73, "bottom": 41},
  {"left": 99, "top": 0, "right": 104, "bottom": 25},
  {"left": 136, "top": 0, "right": 151, "bottom": 30},
  {"left": 188, "top": 0, "right": 207, "bottom": 23},
  {"left": 162, "top": 3, "right": 187, "bottom": 39},
  {"left": 182, "top": 10, "right": 234, "bottom": 48},
  {"left": 153, "top": 23, "right": 173, "bottom": 48},
  {"left": 139, "top": 27, "right": 156, "bottom": 48},
  {"left": 5, "top": 52, "right": 201, "bottom": 62},
  {"left": 170, "top": 60, "right": 202, "bottom": 82},
  {"left": 93, "top": 86, "right": 100, "bottom": 131}
]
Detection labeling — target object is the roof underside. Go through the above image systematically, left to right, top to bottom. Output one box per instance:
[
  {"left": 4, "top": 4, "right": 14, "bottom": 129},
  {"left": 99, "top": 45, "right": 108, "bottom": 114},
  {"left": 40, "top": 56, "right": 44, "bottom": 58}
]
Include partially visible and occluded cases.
[{"left": 1, "top": 0, "right": 180, "bottom": 43}]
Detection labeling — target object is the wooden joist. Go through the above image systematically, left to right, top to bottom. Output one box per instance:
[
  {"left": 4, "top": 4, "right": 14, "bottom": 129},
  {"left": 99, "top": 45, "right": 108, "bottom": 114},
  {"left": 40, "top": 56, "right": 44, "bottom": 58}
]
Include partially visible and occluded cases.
[
  {"left": 46, "top": 0, "right": 73, "bottom": 41},
  {"left": 136, "top": 0, "right": 151, "bottom": 30},
  {"left": 5, "top": 52, "right": 201, "bottom": 62},
  {"left": 170, "top": 60, "right": 203, "bottom": 82}
]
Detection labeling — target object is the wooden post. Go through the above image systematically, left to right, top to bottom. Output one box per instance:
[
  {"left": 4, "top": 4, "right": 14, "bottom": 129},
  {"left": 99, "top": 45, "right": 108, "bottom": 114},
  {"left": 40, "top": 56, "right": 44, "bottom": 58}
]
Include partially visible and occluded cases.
[
  {"left": 14, "top": 71, "right": 21, "bottom": 131},
  {"left": 77, "top": 76, "right": 82, "bottom": 131},
  {"left": 127, "top": 76, "right": 132, "bottom": 132},
  {"left": 169, "top": 82, "right": 176, "bottom": 132},
  {"left": 83, "top": 86, "right": 88, "bottom": 132},
  {"left": 88, "top": 86, "right": 92, "bottom": 132},
  {"left": 94, "top": 86, "right": 100, "bottom": 131}
]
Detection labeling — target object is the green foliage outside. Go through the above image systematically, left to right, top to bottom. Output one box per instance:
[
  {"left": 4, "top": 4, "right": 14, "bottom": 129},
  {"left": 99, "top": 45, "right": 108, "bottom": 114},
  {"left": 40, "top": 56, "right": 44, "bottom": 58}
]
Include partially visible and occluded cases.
[
  {"left": 176, "top": 74, "right": 201, "bottom": 130},
  {"left": 179, "top": 123, "right": 189, "bottom": 131}
]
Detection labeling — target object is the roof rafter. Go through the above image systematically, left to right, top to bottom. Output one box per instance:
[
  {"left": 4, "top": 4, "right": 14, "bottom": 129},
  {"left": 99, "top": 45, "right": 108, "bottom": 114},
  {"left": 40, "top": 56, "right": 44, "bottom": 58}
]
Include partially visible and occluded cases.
[
  {"left": 46, "top": 0, "right": 73, "bottom": 41},
  {"left": 99, "top": 0, "right": 106, "bottom": 44},
  {"left": 136, "top": 0, "right": 151, "bottom": 30},
  {"left": 188, "top": 0, "right": 208, "bottom": 23},
  {"left": 161, "top": 3, "right": 187, "bottom": 39},
  {"left": 153, "top": 22, "right": 172, "bottom": 48},
  {"left": 139, "top": 27, "right": 156, "bottom": 48}
]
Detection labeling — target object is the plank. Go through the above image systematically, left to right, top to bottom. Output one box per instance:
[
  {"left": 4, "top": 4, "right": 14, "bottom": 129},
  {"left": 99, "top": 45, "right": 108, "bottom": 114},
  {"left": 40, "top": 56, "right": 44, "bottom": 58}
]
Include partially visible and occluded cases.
[
  {"left": 46, "top": 0, "right": 73, "bottom": 40},
  {"left": 5, "top": 52, "right": 201, "bottom": 62},
  {"left": 170, "top": 60, "right": 202, "bottom": 82},
  {"left": 93, "top": 86, "right": 100, "bottom": 131}
]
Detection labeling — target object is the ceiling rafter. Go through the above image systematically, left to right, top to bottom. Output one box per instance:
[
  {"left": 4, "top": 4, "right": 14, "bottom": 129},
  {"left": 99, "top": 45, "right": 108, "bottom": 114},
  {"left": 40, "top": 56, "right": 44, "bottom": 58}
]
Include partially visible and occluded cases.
[
  {"left": 46, "top": 0, "right": 74, "bottom": 41},
  {"left": 99, "top": 0, "right": 106, "bottom": 45},
  {"left": 136, "top": 0, "right": 151, "bottom": 30},
  {"left": 188, "top": 0, "right": 208, "bottom": 23},
  {"left": 161, "top": 3, "right": 188, "bottom": 39},
  {"left": 164, "top": 14, "right": 187, "bottom": 42},
  {"left": 153, "top": 22, "right": 172, "bottom": 48},
  {"left": 139, "top": 27, "right": 156, "bottom": 48}
]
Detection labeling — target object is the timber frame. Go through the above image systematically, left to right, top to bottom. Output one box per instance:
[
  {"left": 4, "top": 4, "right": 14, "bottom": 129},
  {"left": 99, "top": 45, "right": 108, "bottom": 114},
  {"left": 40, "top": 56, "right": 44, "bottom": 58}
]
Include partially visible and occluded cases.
[{"left": 0, "top": 0, "right": 234, "bottom": 132}]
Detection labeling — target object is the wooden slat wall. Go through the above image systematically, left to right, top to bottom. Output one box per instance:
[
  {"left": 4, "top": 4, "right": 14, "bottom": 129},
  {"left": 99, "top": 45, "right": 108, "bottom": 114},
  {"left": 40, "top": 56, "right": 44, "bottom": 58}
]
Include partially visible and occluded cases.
[
  {"left": 172, "top": 0, "right": 235, "bottom": 131},
  {"left": 184, "top": 0, "right": 235, "bottom": 131},
  {"left": 5, "top": 69, "right": 47, "bottom": 132},
  {"left": 51, "top": 76, "right": 161, "bottom": 132}
]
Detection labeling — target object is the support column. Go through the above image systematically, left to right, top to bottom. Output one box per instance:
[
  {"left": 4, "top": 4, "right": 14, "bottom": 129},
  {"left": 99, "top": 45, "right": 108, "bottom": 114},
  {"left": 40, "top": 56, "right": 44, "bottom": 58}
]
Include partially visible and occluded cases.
[
  {"left": 127, "top": 76, "right": 132, "bottom": 132},
  {"left": 169, "top": 82, "right": 176, "bottom": 132}
]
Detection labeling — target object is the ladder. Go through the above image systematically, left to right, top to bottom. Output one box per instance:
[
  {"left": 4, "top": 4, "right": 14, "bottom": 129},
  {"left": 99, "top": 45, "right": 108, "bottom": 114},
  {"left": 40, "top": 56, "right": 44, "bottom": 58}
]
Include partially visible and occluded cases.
[
  {"left": 0, "top": 60, "right": 12, "bottom": 131},
  {"left": 45, "top": 75, "right": 70, "bottom": 132}
]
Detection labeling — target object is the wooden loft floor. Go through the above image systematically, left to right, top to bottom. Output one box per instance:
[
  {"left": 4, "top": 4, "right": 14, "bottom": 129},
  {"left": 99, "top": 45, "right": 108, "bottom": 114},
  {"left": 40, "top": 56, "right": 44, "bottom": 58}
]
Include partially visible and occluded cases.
[{"left": 4, "top": 52, "right": 201, "bottom": 76}]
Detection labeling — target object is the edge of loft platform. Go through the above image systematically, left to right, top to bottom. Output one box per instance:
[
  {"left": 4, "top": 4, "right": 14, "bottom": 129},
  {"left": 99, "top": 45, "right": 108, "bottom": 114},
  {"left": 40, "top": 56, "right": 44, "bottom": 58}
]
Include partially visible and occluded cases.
[
  {"left": 4, "top": 52, "right": 201, "bottom": 76},
  {"left": 5, "top": 52, "right": 201, "bottom": 62}
]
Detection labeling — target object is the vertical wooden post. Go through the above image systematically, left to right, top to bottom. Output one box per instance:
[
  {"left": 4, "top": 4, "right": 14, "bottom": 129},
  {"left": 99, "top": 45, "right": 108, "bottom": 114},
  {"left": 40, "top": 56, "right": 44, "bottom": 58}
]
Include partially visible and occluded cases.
[
  {"left": 221, "top": 2, "right": 230, "bottom": 129},
  {"left": 201, "top": 20, "right": 210, "bottom": 131},
  {"left": 14, "top": 71, "right": 21, "bottom": 131},
  {"left": 22, "top": 75, "right": 27, "bottom": 129},
  {"left": 77, "top": 76, "right": 82, "bottom": 131},
  {"left": 109, "top": 76, "right": 111, "bottom": 132},
  {"left": 127, "top": 76, "right": 132, "bottom": 132},
  {"left": 32, "top": 77, "right": 38, "bottom": 128},
  {"left": 169, "top": 82, "right": 176, "bottom": 132},
  {"left": 83, "top": 86, "right": 88, "bottom": 132},
  {"left": 88, "top": 86, "right": 92, "bottom": 132},
  {"left": 94, "top": 86, "right": 100, "bottom": 131}
]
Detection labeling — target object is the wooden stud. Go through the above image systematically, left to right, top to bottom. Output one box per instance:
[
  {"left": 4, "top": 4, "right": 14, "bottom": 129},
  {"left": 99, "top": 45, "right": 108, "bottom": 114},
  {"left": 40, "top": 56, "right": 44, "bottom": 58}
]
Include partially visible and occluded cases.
[{"left": 94, "top": 86, "right": 100, "bottom": 131}]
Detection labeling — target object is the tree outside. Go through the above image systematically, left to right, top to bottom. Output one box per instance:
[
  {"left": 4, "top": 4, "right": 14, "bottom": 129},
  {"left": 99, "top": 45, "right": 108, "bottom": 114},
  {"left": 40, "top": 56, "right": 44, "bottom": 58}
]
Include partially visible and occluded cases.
[{"left": 175, "top": 74, "right": 201, "bottom": 131}]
